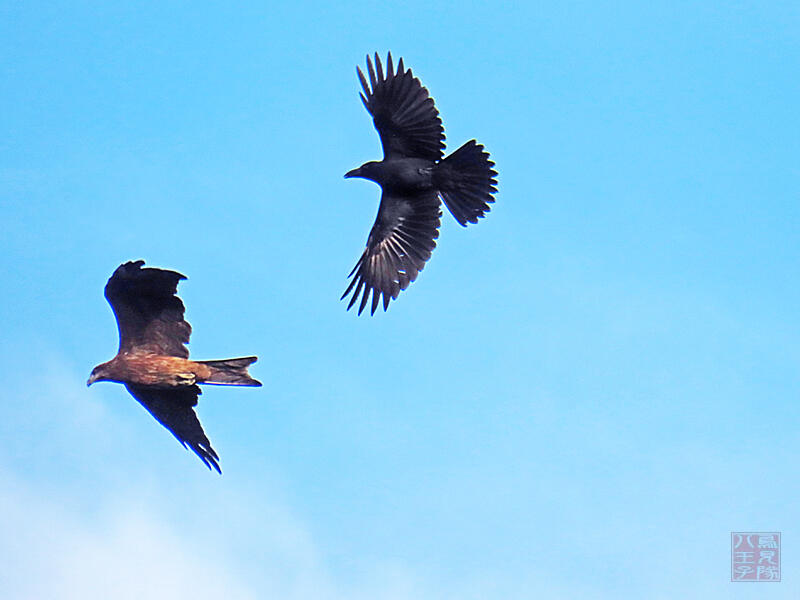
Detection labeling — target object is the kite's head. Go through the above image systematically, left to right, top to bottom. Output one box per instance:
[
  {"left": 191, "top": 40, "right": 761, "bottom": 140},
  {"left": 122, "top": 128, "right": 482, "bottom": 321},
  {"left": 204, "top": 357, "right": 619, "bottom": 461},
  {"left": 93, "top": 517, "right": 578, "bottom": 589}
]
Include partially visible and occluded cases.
[{"left": 87, "top": 363, "right": 111, "bottom": 387}]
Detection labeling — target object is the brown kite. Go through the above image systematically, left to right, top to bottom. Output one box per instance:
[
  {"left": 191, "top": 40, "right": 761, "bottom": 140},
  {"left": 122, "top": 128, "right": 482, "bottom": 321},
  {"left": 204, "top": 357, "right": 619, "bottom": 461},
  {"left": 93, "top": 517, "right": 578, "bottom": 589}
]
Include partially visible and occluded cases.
[{"left": 87, "top": 260, "right": 261, "bottom": 473}]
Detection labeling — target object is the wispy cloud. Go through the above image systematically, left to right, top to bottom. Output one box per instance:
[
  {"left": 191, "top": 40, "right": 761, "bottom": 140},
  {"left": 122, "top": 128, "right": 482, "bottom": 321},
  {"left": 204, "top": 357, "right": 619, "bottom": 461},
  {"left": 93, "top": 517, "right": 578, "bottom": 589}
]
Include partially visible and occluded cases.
[
  {"left": 0, "top": 465, "right": 445, "bottom": 600},
  {"left": 0, "top": 470, "right": 258, "bottom": 600}
]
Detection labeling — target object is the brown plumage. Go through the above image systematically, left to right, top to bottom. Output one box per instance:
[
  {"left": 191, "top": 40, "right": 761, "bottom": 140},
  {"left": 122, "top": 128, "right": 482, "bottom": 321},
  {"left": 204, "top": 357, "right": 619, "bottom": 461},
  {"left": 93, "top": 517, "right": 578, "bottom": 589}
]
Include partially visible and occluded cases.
[{"left": 87, "top": 260, "right": 261, "bottom": 473}]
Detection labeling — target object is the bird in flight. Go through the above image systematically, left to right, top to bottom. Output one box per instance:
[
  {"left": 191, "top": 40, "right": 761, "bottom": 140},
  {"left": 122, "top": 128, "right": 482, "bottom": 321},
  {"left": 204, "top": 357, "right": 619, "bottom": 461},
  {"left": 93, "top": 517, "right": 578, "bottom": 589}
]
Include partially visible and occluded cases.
[
  {"left": 342, "top": 51, "right": 498, "bottom": 315},
  {"left": 87, "top": 260, "right": 261, "bottom": 473}
]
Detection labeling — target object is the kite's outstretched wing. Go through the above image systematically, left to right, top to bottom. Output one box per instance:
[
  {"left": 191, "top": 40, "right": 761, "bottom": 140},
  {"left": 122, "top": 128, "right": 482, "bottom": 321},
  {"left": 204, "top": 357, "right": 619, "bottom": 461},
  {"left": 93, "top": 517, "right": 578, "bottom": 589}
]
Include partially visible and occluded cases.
[
  {"left": 358, "top": 52, "right": 445, "bottom": 161},
  {"left": 342, "top": 190, "right": 441, "bottom": 315},
  {"left": 105, "top": 260, "right": 191, "bottom": 358},
  {"left": 125, "top": 384, "right": 221, "bottom": 473}
]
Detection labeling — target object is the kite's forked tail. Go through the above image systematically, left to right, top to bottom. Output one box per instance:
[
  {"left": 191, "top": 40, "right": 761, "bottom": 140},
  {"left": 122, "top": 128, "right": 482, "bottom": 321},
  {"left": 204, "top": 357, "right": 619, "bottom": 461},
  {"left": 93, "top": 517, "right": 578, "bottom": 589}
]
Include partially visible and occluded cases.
[
  {"left": 435, "top": 139, "right": 498, "bottom": 226},
  {"left": 199, "top": 356, "right": 262, "bottom": 386}
]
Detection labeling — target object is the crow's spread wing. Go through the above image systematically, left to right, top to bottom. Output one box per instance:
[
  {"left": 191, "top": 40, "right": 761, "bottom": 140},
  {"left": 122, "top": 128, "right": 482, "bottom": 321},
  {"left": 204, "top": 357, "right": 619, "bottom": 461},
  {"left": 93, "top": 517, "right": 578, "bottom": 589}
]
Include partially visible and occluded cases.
[
  {"left": 358, "top": 52, "right": 445, "bottom": 161},
  {"left": 342, "top": 190, "right": 441, "bottom": 315},
  {"left": 104, "top": 260, "right": 191, "bottom": 358},
  {"left": 125, "top": 384, "right": 221, "bottom": 473}
]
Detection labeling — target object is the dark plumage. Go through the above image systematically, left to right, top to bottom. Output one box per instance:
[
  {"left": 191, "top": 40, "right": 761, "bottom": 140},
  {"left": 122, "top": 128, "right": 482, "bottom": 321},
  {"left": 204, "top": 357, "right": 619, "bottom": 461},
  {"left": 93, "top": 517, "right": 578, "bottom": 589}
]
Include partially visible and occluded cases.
[
  {"left": 342, "top": 52, "right": 498, "bottom": 315},
  {"left": 87, "top": 260, "right": 261, "bottom": 473}
]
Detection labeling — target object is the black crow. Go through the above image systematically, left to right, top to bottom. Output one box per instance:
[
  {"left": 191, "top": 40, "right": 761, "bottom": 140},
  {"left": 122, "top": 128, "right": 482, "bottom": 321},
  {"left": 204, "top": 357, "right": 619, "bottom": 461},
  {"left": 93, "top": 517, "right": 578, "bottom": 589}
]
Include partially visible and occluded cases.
[{"left": 342, "top": 52, "right": 498, "bottom": 315}]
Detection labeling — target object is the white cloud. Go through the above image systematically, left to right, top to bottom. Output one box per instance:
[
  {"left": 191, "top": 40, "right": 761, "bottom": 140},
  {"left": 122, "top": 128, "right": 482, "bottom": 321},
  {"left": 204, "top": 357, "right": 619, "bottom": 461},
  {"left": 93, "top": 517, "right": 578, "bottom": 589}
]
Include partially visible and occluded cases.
[
  {"left": 0, "top": 463, "right": 442, "bottom": 600},
  {"left": 0, "top": 472, "right": 256, "bottom": 600}
]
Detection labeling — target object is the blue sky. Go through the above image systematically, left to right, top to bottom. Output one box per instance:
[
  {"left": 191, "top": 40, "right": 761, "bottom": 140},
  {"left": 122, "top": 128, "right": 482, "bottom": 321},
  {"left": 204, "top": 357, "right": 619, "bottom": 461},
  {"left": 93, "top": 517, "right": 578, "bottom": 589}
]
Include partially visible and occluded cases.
[{"left": 1, "top": 1, "right": 798, "bottom": 598}]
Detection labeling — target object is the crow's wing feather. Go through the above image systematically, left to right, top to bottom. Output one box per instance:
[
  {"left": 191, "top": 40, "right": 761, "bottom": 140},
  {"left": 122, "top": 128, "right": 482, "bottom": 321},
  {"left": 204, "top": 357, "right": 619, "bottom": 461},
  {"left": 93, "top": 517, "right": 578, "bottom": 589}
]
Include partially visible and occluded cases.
[
  {"left": 358, "top": 52, "right": 445, "bottom": 161},
  {"left": 342, "top": 190, "right": 441, "bottom": 315},
  {"left": 104, "top": 260, "right": 191, "bottom": 358},
  {"left": 125, "top": 384, "right": 221, "bottom": 473}
]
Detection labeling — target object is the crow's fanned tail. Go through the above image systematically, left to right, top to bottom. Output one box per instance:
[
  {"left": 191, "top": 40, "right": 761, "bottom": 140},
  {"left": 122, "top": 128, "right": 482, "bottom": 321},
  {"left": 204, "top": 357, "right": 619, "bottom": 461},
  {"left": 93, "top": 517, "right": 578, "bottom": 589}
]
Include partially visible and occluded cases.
[{"left": 435, "top": 140, "right": 498, "bottom": 226}]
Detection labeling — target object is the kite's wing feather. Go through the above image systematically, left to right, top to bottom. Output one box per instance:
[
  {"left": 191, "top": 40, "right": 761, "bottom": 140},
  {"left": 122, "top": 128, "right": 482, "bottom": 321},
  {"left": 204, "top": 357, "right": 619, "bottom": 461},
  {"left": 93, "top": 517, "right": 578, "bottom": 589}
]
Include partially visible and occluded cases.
[
  {"left": 358, "top": 52, "right": 445, "bottom": 161},
  {"left": 342, "top": 189, "right": 441, "bottom": 315},
  {"left": 104, "top": 260, "right": 191, "bottom": 358},
  {"left": 125, "top": 384, "right": 221, "bottom": 473}
]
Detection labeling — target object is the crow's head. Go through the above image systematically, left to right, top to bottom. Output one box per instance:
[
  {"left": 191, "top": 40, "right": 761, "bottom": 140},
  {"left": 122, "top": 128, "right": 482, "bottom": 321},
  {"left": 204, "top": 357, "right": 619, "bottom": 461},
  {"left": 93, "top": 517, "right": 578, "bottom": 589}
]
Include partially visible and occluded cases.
[{"left": 344, "top": 161, "right": 381, "bottom": 182}]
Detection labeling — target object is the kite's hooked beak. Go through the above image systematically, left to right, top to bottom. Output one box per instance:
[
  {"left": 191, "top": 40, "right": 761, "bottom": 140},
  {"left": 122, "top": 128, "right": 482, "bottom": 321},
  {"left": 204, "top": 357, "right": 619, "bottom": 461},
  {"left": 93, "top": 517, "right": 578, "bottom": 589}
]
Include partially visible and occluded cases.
[
  {"left": 344, "top": 167, "right": 362, "bottom": 179},
  {"left": 87, "top": 373, "right": 98, "bottom": 387}
]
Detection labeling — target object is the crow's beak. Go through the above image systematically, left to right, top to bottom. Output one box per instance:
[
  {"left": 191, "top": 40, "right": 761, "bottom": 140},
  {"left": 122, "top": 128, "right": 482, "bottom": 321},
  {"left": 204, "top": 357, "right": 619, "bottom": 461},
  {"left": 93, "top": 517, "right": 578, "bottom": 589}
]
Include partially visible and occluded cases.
[{"left": 344, "top": 167, "right": 361, "bottom": 179}]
